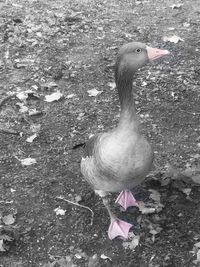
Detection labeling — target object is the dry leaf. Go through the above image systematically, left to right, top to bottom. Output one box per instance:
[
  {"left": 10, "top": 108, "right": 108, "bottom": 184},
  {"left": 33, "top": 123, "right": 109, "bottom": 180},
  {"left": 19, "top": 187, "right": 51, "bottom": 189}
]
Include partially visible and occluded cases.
[
  {"left": 170, "top": 3, "right": 183, "bottom": 9},
  {"left": 183, "top": 22, "right": 190, "bottom": 28},
  {"left": 163, "top": 35, "right": 184, "bottom": 43},
  {"left": 43, "top": 81, "right": 58, "bottom": 88},
  {"left": 141, "top": 81, "right": 147, "bottom": 87},
  {"left": 107, "top": 82, "right": 116, "bottom": 90},
  {"left": 31, "top": 85, "right": 38, "bottom": 90},
  {"left": 87, "top": 89, "right": 102, "bottom": 97},
  {"left": 45, "top": 91, "right": 63, "bottom": 102},
  {"left": 16, "top": 92, "right": 28, "bottom": 101},
  {"left": 66, "top": 93, "right": 75, "bottom": 99},
  {"left": 16, "top": 102, "right": 28, "bottom": 113},
  {"left": 29, "top": 109, "right": 42, "bottom": 116},
  {"left": 30, "top": 124, "right": 41, "bottom": 133},
  {"left": 26, "top": 133, "right": 37, "bottom": 143},
  {"left": 20, "top": 157, "right": 37, "bottom": 166},
  {"left": 191, "top": 175, "right": 200, "bottom": 184},
  {"left": 182, "top": 188, "right": 191, "bottom": 197},
  {"left": 149, "top": 189, "right": 161, "bottom": 203},
  {"left": 74, "top": 195, "right": 82, "bottom": 203},
  {"left": 138, "top": 202, "right": 156, "bottom": 214},
  {"left": 54, "top": 207, "right": 66, "bottom": 216},
  {"left": 2, "top": 214, "right": 15, "bottom": 225},
  {"left": 149, "top": 225, "right": 162, "bottom": 242},
  {"left": 123, "top": 233, "right": 140, "bottom": 250},
  {"left": 0, "top": 234, "right": 13, "bottom": 242},
  {"left": 0, "top": 240, "right": 6, "bottom": 252},
  {"left": 194, "top": 242, "right": 200, "bottom": 248},
  {"left": 193, "top": 249, "right": 200, "bottom": 264},
  {"left": 74, "top": 254, "right": 82, "bottom": 259},
  {"left": 88, "top": 254, "right": 99, "bottom": 267},
  {"left": 100, "top": 254, "right": 112, "bottom": 261},
  {"left": 54, "top": 256, "right": 76, "bottom": 267}
]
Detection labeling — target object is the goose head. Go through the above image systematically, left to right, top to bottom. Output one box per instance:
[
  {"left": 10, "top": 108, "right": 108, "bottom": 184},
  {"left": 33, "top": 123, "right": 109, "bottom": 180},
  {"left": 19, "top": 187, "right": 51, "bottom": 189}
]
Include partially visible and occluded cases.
[{"left": 115, "top": 42, "right": 170, "bottom": 81}]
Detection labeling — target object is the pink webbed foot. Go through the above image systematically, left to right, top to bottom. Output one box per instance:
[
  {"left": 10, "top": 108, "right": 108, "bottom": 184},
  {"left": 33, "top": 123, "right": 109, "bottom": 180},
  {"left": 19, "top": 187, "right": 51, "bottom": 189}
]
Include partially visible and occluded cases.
[
  {"left": 115, "top": 190, "right": 139, "bottom": 210},
  {"left": 108, "top": 217, "right": 133, "bottom": 240}
]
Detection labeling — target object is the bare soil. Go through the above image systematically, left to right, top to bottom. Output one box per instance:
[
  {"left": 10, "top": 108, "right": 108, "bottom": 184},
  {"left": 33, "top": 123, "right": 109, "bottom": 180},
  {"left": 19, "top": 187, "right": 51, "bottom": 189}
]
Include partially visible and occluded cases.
[{"left": 0, "top": 0, "right": 200, "bottom": 266}]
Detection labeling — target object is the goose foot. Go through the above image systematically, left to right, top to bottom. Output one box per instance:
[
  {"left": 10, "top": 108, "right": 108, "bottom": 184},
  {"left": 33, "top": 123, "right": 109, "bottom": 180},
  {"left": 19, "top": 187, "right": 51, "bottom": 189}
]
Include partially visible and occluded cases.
[
  {"left": 115, "top": 190, "right": 139, "bottom": 210},
  {"left": 99, "top": 194, "right": 133, "bottom": 240},
  {"left": 108, "top": 217, "right": 133, "bottom": 240}
]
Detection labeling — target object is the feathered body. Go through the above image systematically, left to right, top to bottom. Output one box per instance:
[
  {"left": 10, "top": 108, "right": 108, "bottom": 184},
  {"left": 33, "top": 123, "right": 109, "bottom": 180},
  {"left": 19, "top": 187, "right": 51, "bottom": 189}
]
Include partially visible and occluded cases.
[
  {"left": 80, "top": 42, "right": 169, "bottom": 240},
  {"left": 81, "top": 42, "right": 154, "bottom": 193},
  {"left": 81, "top": 131, "right": 153, "bottom": 192}
]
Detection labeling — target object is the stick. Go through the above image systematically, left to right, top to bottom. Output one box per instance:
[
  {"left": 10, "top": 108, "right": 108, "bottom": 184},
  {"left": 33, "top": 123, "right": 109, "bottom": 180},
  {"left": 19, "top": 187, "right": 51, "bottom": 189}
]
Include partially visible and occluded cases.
[
  {"left": 0, "top": 95, "right": 15, "bottom": 111},
  {"left": 179, "top": 108, "right": 200, "bottom": 116},
  {"left": 0, "top": 129, "right": 20, "bottom": 136},
  {"left": 56, "top": 196, "right": 94, "bottom": 225}
]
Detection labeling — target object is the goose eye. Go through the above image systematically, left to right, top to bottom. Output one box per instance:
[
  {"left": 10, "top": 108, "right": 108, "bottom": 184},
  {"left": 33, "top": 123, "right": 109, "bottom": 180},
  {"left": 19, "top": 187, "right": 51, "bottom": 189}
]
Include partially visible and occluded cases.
[{"left": 136, "top": 48, "right": 142, "bottom": 53}]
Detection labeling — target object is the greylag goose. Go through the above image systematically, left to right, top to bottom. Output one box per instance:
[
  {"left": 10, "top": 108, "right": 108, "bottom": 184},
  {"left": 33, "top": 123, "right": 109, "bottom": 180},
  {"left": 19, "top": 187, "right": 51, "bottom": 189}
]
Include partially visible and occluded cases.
[{"left": 81, "top": 42, "right": 169, "bottom": 239}]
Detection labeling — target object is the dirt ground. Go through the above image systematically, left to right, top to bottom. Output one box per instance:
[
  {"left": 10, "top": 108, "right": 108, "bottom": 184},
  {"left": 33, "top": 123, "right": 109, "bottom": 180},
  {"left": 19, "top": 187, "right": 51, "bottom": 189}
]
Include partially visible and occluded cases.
[{"left": 0, "top": 0, "right": 200, "bottom": 266}]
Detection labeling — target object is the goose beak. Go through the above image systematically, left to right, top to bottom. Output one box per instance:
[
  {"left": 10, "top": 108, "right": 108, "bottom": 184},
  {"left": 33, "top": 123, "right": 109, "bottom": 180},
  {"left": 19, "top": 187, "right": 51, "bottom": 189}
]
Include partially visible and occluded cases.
[{"left": 146, "top": 46, "right": 170, "bottom": 61}]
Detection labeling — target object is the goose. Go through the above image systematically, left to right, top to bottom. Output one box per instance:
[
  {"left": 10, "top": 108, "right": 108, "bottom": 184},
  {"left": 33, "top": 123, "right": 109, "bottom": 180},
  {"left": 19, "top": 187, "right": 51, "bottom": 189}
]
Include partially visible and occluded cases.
[{"left": 81, "top": 42, "right": 169, "bottom": 240}]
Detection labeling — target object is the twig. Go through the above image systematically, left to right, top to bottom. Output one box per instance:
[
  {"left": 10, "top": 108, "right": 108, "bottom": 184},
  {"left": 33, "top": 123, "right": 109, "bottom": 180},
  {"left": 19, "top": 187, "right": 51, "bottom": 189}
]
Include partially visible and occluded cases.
[
  {"left": 0, "top": 95, "right": 15, "bottom": 111},
  {"left": 179, "top": 108, "right": 200, "bottom": 116},
  {"left": 0, "top": 129, "right": 20, "bottom": 136},
  {"left": 56, "top": 196, "right": 94, "bottom": 225},
  {"left": 0, "top": 200, "right": 13, "bottom": 204}
]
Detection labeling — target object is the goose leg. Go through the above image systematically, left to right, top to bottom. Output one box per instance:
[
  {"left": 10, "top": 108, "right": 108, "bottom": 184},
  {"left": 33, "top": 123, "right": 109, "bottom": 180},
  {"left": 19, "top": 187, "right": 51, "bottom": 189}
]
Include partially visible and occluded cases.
[
  {"left": 115, "top": 190, "right": 139, "bottom": 210},
  {"left": 102, "top": 197, "right": 133, "bottom": 240}
]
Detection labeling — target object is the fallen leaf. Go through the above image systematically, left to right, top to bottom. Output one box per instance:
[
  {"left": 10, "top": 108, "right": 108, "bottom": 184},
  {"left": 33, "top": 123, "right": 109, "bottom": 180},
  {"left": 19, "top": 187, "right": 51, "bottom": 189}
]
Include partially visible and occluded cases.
[
  {"left": 170, "top": 3, "right": 183, "bottom": 9},
  {"left": 183, "top": 22, "right": 190, "bottom": 28},
  {"left": 168, "top": 27, "right": 175, "bottom": 31},
  {"left": 124, "top": 33, "right": 133, "bottom": 38},
  {"left": 163, "top": 35, "right": 184, "bottom": 43},
  {"left": 43, "top": 81, "right": 58, "bottom": 88},
  {"left": 141, "top": 81, "right": 147, "bottom": 87},
  {"left": 107, "top": 82, "right": 116, "bottom": 90},
  {"left": 31, "top": 85, "right": 39, "bottom": 90},
  {"left": 87, "top": 89, "right": 103, "bottom": 97},
  {"left": 45, "top": 91, "right": 63, "bottom": 102},
  {"left": 16, "top": 92, "right": 28, "bottom": 101},
  {"left": 66, "top": 93, "right": 75, "bottom": 99},
  {"left": 16, "top": 102, "right": 28, "bottom": 113},
  {"left": 29, "top": 109, "right": 42, "bottom": 116},
  {"left": 77, "top": 112, "right": 85, "bottom": 120},
  {"left": 30, "top": 124, "right": 41, "bottom": 133},
  {"left": 26, "top": 133, "right": 37, "bottom": 143},
  {"left": 20, "top": 157, "right": 37, "bottom": 166},
  {"left": 191, "top": 175, "right": 200, "bottom": 184},
  {"left": 11, "top": 188, "right": 16, "bottom": 193},
  {"left": 182, "top": 188, "right": 191, "bottom": 197},
  {"left": 149, "top": 189, "right": 161, "bottom": 203},
  {"left": 74, "top": 195, "right": 82, "bottom": 203},
  {"left": 138, "top": 202, "right": 156, "bottom": 214},
  {"left": 54, "top": 207, "right": 66, "bottom": 216},
  {"left": 2, "top": 214, "right": 15, "bottom": 225},
  {"left": 149, "top": 225, "right": 163, "bottom": 242},
  {"left": 123, "top": 233, "right": 140, "bottom": 250},
  {"left": 0, "top": 234, "right": 14, "bottom": 242},
  {"left": 0, "top": 240, "right": 6, "bottom": 252},
  {"left": 194, "top": 242, "right": 200, "bottom": 248},
  {"left": 193, "top": 249, "right": 200, "bottom": 265},
  {"left": 197, "top": 250, "right": 200, "bottom": 262},
  {"left": 74, "top": 254, "right": 82, "bottom": 259},
  {"left": 88, "top": 254, "right": 99, "bottom": 267},
  {"left": 100, "top": 254, "right": 112, "bottom": 261},
  {"left": 54, "top": 256, "right": 77, "bottom": 267}
]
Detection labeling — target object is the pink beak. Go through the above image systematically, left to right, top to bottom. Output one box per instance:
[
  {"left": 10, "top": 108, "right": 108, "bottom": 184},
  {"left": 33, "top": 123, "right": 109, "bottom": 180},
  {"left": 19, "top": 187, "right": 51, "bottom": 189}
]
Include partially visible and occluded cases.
[{"left": 147, "top": 46, "right": 170, "bottom": 60}]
